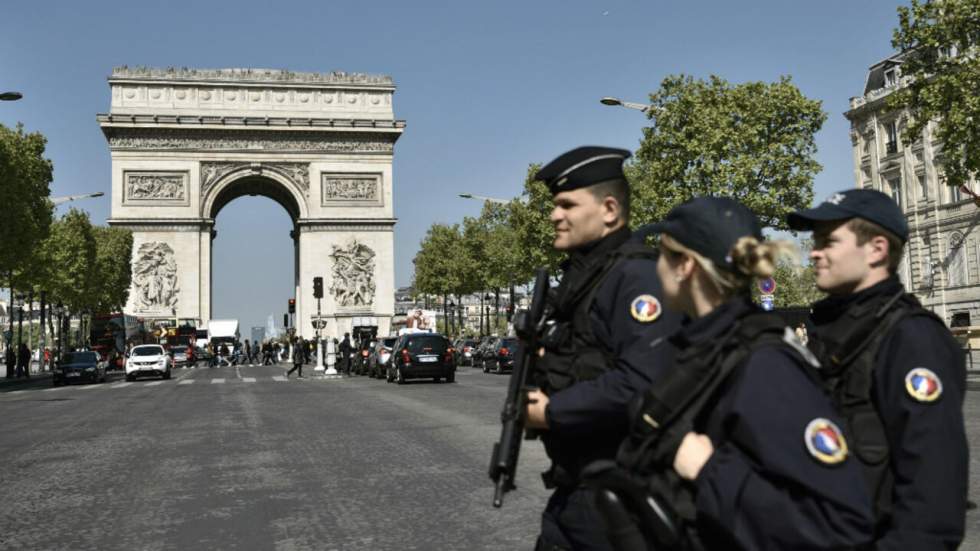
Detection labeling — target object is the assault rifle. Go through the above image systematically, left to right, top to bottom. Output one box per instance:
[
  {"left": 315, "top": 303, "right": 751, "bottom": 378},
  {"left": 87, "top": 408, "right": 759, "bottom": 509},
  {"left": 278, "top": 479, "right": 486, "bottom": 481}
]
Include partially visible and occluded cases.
[{"left": 489, "top": 268, "right": 550, "bottom": 508}]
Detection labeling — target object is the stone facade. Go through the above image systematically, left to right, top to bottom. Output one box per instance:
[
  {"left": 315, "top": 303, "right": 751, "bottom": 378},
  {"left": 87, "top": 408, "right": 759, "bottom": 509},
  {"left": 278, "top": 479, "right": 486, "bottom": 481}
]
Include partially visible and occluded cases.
[
  {"left": 845, "top": 54, "right": 980, "bottom": 327},
  {"left": 100, "top": 66, "right": 405, "bottom": 337}
]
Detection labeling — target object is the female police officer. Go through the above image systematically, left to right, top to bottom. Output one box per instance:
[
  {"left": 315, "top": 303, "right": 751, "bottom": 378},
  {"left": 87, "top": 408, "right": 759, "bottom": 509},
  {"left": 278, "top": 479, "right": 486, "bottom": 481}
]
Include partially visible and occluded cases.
[{"left": 588, "top": 197, "right": 874, "bottom": 550}]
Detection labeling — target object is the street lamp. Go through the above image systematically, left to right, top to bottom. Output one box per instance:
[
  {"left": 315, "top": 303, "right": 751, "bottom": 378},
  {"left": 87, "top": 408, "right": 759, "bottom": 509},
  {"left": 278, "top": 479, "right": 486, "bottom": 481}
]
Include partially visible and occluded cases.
[
  {"left": 0, "top": 92, "right": 22, "bottom": 101},
  {"left": 599, "top": 96, "right": 656, "bottom": 113},
  {"left": 51, "top": 192, "right": 105, "bottom": 206},
  {"left": 458, "top": 193, "right": 510, "bottom": 205},
  {"left": 449, "top": 301, "right": 456, "bottom": 337}
]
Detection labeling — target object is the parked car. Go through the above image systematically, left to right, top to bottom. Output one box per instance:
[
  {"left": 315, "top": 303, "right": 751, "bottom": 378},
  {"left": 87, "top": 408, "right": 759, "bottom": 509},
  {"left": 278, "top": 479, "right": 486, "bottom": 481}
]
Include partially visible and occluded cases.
[
  {"left": 387, "top": 333, "right": 456, "bottom": 384},
  {"left": 475, "top": 336, "right": 499, "bottom": 364},
  {"left": 369, "top": 337, "right": 398, "bottom": 378},
  {"left": 482, "top": 337, "right": 519, "bottom": 374},
  {"left": 456, "top": 339, "right": 480, "bottom": 367},
  {"left": 125, "top": 344, "right": 173, "bottom": 381},
  {"left": 169, "top": 345, "right": 193, "bottom": 368},
  {"left": 53, "top": 351, "right": 107, "bottom": 386}
]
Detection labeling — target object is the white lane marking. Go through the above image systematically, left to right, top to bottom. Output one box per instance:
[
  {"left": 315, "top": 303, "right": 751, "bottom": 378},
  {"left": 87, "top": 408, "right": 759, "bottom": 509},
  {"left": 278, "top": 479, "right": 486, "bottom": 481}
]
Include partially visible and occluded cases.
[
  {"left": 235, "top": 367, "right": 242, "bottom": 380},
  {"left": 272, "top": 376, "right": 287, "bottom": 382},
  {"left": 242, "top": 377, "right": 256, "bottom": 383},
  {"left": 212, "top": 378, "right": 225, "bottom": 384},
  {"left": 178, "top": 380, "right": 194, "bottom": 385},
  {"left": 145, "top": 381, "right": 163, "bottom": 387},
  {"left": 110, "top": 382, "right": 132, "bottom": 389},
  {"left": 80, "top": 384, "right": 103, "bottom": 390},
  {"left": 43, "top": 386, "right": 69, "bottom": 392},
  {"left": 7, "top": 390, "right": 27, "bottom": 394}
]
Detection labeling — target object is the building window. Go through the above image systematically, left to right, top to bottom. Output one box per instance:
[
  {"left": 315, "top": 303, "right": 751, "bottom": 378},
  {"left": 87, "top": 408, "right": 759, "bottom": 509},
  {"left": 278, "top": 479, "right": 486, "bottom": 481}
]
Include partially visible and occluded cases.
[
  {"left": 884, "top": 68, "right": 898, "bottom": 87},
  {"left": 885, "top": 121, "right": 899, "bottom": 154},
  {"left": 918, "top": 173, "right": 929, "bottom": 201},
  {"left": 886, "top": 176, "right": 903, "bottom": 210},
  {"left": 949, "top": 184, "right": 962, "bottom": 203},
  {"left": 947, "top": 232, "right": 967, "bottom": 287},
  {"left": 922, "top": 235, "right": 934, "bottom": 288}
]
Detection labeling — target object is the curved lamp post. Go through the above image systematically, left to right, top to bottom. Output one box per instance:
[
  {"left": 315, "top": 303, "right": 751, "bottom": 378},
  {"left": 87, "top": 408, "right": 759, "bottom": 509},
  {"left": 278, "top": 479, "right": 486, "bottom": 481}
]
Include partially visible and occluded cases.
[
  {"left": 0, "top": 92, "right": 22, "bottom": 101},
  {"left": 599, "top": 96, "right": 656, "bottom": 113}
]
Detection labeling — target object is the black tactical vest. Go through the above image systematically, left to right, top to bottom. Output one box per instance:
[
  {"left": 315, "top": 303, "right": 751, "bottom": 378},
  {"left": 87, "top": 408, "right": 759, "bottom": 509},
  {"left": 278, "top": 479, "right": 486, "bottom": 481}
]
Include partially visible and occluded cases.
[
  {"left": 536, "top": 241, "right": 658, "bottom": 394},
  {"left": 809, "top": 289, "right": 944, "bottom": 533},
  {"left": 604, "top": 309, "right": 818, "bottom": 550}
]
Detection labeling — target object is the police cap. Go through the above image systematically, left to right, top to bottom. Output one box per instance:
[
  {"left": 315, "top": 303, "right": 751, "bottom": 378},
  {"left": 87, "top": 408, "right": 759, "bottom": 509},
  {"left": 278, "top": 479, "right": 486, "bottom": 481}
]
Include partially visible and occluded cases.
[
  {"left": 534, "top": 146, "right": 631, "bottom": 195},
  {"left": 787, "top": 189, "right": 908, "bottom": 242},
  {"left": 649, "top": 197, "right": 762, "bottom": 272}
]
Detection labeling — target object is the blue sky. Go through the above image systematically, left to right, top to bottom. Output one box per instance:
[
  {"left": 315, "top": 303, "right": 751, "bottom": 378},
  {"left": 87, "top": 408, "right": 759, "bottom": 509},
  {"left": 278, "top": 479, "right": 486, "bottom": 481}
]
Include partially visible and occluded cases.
[{"left": 1, "top": 0, "right": 904, "bottom": 332}]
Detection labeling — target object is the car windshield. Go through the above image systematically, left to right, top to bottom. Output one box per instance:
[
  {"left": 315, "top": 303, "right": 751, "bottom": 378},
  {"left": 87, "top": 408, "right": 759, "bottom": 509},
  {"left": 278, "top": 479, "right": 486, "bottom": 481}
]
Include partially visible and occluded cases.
[
  {"left": 405, "top": 336, "right": 448, "bottom": 354},
  {"left": 382, "top": 338, "right": 397, "bottom": 347},
  {"left": 499, "top": 339, "right": 518, "bottom": 349},
  {"left": 464, "top": 340, "right": 478, "bottom": 347},
  {"left": 171, "top": 346, "right": 188, "bottom": 353},
  {"left": 133, "top": 347, "right": 164, "bottom": 356},
  {"left": 63, "top": 352, "right": 98, "bottom": 364}
]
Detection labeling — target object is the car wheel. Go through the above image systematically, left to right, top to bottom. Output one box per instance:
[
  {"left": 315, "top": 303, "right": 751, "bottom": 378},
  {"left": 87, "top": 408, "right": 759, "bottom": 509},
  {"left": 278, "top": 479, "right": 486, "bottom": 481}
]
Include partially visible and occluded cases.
[
  {"left": 482, "top": 360, "right": 489, "bottom": 373},
  {"left": 496, "top": 362, "right": 503, "bottom": 374},
  {"left": 163, "top": 369, "right": 171, "bottom": 380},
  {"left": 396, "top": 369, "right": 406, "bottom": 385},
  {"left": 447, "top": 372, "right": 456, "bottom": 383},
  {"left": 126, "top": 374, "right": 135, "bottom": 382},
  {"left": 434, "top": 377, "right": 441, "bottom": 383},
  {"left": 52, "top": 379, "right": 61, "bottom": 387}
]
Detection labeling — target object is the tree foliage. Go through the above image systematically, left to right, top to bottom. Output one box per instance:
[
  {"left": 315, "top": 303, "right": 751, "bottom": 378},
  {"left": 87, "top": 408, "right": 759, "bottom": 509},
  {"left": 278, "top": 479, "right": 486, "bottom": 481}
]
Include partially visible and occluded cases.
[
  {"left": 890, "top": 0, "right": 980, "bottom": 187},
  {"left": 630, "top": 75, "right": 826, "bottom": 229},
  {"left": 0, "top": 123, "right": 53, "bottom": 277},
  {"left": 510, "top": 163, "right": 564, "bottom": 275},
  {"left": 39, "top": 209, "right": 97, "bottom": 313},
  {"left": 413, "top": 223, "right": 468, "bottom": 298},
  {"left": 91, "top": 226, "right": 133, "bottom": 312}
]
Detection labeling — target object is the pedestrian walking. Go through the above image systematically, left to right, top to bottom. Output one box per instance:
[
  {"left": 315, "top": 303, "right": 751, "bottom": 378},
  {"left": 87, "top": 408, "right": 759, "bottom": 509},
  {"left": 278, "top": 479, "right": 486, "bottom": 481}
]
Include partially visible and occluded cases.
[
  {"left": 519, "top": 146, "right": 682, "bottom": 550},
  {"left": 788, "top": 189, "right": 968, "bottom": 548},
  {"left": 339, "top": 333, "right": 352, "bottom": 376},
  {"left": 286, "top": 338, "right": 305, "bottom": 378},
  {"left": 243, "top": 339, "right": 252, "bottom": 366},
  {"left": 16, "top": 342, "right": 31, "bottom": 378},
  {"left": 5, "top": 345, "right": 15, "bottom": 379}
]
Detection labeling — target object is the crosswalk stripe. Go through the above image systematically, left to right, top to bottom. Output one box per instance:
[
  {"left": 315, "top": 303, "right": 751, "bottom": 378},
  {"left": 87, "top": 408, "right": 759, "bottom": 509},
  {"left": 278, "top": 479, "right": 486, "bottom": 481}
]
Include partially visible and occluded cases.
[
  {"left": 272, "top": 376, "right": 287, "bottom": 382},
  {"left": 242, "top": 377, "right": 256, "bottom": 383},
  {"left": 212, "top": 378, "right": 225, "bottom": 384},
  {"left": 178, "top": 380, "right": 194, "bottom": 385},
  {"left": 145, "top": 381, "right": 163, "bottom": 387},
  {"left": 110, "top": 382, "right": 132, "bottom": 389},
  {"left": 80, "top": 384, "right": 103, "bottom": 390},
  {"left": 43, "top": 386, "right": 68, "bottom": 392}
]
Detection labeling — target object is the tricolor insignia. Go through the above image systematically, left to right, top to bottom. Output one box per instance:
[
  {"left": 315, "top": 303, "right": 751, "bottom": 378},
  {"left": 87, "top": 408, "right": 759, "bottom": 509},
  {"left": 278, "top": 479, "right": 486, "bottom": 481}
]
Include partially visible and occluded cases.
[
  {"left": 630, "top": 295, "right": 661, "bottom": 323},
  {"left": 905, "top": 367, "right": 943, "bottom": 403},
  {"left": 804, "top": 418, "right": 848, "bottom": 465}
]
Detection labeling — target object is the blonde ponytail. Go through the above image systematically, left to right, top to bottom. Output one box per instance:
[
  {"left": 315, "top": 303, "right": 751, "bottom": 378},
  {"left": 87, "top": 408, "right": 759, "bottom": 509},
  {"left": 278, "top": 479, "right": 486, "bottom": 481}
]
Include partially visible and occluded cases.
[{"left": 661, "top": 234, "right": 798, "bottom": 298}]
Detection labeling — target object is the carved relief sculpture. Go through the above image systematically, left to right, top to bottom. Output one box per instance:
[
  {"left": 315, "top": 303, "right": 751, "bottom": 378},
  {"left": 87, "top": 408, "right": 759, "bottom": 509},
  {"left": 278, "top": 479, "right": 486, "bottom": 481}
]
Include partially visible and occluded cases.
[
  {"left": 200, "top": 161, "right": 310, "bottom": 196},
  {"left": 126, "top": 172, "right": 187, "bottom": 201},
  {"left": 322, "top": 176, "right": 378, "bottom": 202},
  {"left": 329, "top": 241, "right": 376, "bottom": 308},
  {"left": 133, "top": 242, "right": 179, "bottom": 312}
]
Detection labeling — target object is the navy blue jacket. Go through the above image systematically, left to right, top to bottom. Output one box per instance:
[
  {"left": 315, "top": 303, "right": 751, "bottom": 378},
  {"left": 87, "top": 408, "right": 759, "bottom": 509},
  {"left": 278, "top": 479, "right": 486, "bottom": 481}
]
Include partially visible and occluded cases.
[
  {"left": 811, "top": 278, "right": 968, "bottom": 550},
  {"left": 680, "top": 298, "right": 874, "bottom": 549}
]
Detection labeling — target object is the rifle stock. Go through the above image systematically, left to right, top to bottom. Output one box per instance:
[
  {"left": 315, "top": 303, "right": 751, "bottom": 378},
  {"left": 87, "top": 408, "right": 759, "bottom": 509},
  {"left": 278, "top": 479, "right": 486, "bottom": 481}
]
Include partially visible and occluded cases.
[{"left": 488, "top": 268, "right": 550, "bottom": 507}]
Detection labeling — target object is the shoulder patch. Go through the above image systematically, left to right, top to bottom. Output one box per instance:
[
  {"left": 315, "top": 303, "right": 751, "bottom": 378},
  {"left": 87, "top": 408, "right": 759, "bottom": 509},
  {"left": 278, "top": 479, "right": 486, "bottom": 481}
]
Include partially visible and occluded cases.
[
  {"left": 630, "top": 294, "right": 661, "bottom": 323},
  {"left": 905, "top": 367, "right": 943, "bottom": 402},
  {"left": 804, "top": 418, "right": 848, "bottom": 465}
]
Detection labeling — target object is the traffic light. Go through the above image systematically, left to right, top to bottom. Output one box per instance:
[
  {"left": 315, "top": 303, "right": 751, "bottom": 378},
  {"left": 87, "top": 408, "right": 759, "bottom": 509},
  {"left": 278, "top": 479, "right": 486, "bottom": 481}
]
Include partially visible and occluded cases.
[
  {"left": 313, "top": 276, "right": 323, "bottom": 299},
  {"left": 288, "top": 298, "right": 295, "bottom": 314},
  {"left": 283, "top": 313, "right": 289, "bottom": 328}
]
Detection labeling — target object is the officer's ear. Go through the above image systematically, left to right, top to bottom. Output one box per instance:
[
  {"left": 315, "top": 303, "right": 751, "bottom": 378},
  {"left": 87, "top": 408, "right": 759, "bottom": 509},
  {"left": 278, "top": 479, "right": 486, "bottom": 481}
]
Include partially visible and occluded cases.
[
  {"left": 600, "top": 195, "right": 622, "bottom": 226},
  {"left": 864, "top": 234, "right": 890, "bottom": 270}
]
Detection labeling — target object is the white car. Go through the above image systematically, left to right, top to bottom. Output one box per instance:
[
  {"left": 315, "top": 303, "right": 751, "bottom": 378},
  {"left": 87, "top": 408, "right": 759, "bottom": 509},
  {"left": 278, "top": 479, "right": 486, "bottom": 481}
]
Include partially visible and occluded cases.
[{"left": 126, "top": 344, "right": 173, "bottom": 381}]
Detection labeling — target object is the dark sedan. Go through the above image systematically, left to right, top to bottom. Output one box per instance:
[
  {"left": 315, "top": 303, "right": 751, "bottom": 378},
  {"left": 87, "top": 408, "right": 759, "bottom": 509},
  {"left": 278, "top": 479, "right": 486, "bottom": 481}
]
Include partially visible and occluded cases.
[
  {"left": 387, "top": 333, "right": 456, "bottom": 384},
  {"left": 482, "top": 337, "right": 519, "bottom": 374},
  {"left": 53, "top": 351, "right": 107, "bottom": 386}
]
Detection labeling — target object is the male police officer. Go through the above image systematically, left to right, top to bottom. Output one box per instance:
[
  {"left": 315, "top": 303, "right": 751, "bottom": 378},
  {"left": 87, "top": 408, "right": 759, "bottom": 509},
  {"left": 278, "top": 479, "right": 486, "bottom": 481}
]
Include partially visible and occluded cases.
[
  {"left": 522, "top": 146, "right": 681, "bottom": 551},
  {"left": 788, "top": 189, "right": 968, "bottom": 550}
]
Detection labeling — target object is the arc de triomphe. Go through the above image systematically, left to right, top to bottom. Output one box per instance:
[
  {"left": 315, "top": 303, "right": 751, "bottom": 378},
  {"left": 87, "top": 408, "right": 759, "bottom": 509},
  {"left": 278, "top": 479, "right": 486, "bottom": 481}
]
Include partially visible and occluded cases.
[{"left": 98, "top": 67, "right": 404, "bottom": 338}]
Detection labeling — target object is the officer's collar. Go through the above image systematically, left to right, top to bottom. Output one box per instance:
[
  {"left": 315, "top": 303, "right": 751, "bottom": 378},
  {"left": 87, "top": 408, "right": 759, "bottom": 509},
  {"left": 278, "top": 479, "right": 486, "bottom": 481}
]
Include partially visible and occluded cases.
[
  {"left": 567, "top": 226, "right": 631, "bottom": 266},
  {"left": 811, "top": 276, "right": 904, "bottom": 325},
  {"left": 671, "top": 295, "right": 755, "bottom": 349}
]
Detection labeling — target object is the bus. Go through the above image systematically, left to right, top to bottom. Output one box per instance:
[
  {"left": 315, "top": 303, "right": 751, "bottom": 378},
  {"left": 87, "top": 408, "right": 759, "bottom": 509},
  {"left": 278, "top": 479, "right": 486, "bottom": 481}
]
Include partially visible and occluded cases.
[{"left": 90, "top": 313, "right": 144, "bottom": 369}]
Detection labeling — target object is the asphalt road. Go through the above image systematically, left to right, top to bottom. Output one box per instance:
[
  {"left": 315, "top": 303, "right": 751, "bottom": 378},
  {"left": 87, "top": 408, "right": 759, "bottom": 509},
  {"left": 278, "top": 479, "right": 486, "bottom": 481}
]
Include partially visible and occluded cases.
[{"left": 1, "top": 364, "right": 978, "bottom": 550}]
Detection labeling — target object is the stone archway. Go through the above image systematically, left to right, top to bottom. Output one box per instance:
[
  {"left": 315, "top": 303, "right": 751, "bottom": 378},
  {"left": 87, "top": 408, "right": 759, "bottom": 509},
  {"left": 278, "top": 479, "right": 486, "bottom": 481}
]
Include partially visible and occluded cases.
[{"left": 99, "top": 66, "right": 405, "bottom": 338}]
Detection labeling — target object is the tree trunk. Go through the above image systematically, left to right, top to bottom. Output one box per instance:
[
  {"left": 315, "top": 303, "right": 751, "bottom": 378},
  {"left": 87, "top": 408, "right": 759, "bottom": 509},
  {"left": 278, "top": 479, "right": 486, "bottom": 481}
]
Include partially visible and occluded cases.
[{"left": 494, "top": 288, "right": 500, "bottom": 334}]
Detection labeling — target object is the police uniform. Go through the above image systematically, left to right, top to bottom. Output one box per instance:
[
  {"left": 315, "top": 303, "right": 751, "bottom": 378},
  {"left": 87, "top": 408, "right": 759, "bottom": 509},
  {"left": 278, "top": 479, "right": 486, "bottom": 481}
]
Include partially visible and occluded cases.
[
  {"left": 532, "top": 147, "right": 682, "bottom": 551},
  {"left": 789, "top": 190, "right": 968, "bottom": 550},
  {"left": 596, "top": 198, "right": 875, "bottom": 550}
]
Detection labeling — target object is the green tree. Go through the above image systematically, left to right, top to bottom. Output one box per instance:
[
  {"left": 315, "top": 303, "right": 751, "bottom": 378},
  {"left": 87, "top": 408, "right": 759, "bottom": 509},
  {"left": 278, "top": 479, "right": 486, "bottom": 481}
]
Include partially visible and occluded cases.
[
  {"left": 889, "top": 0, "right": 980, "bottom": 187},
  {"left": 630, "top": 75, "right": 826, "bottom": 229},
  {"left": 0, "top": 123, "right": 54, "bottom": 278},
  {"left": 511, "top": 163, "right": 564, "bottom": 275},
  {"left": 40, "top": 209, "right": 97, "bottom": 314},
  {"left": 413, "top": 223, "right": 469, "bottom": 332},
  {"left": 91, "top": 226, "right": 133, "bottom": 313}
]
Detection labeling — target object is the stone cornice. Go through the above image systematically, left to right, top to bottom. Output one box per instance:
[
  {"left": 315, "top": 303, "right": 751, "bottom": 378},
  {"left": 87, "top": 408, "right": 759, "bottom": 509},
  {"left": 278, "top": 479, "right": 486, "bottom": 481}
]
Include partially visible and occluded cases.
[
  {"left": 110, "top": 66, "right": 394, "bottom": 87},
  {"left": 98, "top": 114, "right": 405, "bottom": 130},
  {"left": 100, "top": 127, "right": 400, "bottom": 153},
  {"left": 107, "top": 218, "right": 214, "bottom": 232},
  {"left": 298, "top": 218, "right": 397, "bottom": 232}
]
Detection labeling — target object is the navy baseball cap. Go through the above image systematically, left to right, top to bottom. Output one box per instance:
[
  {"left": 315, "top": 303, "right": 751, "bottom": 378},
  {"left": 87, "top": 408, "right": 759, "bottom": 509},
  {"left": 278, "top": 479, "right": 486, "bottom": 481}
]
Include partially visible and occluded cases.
[
  {"left": 534, "top": 146, "right": 631, "bottom": 195},
  {"left": 787, "top": 189, "right": 908, "bottom": 242},
  {"left": 649, "top": 197, "right": 762, "bottom": 272}
]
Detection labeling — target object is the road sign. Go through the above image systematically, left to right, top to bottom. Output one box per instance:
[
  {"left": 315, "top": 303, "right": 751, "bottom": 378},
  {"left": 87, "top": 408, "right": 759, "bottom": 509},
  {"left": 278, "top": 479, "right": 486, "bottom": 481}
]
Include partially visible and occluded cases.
[
  {"left": 758, "top": 277, "right": 777, "bottom": 295},
  {"left": 760, "top": 295, "right": 775, "bottom": 311},
  {"left": 311, "top": 319, "right": 328, "bottom": 330}
]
